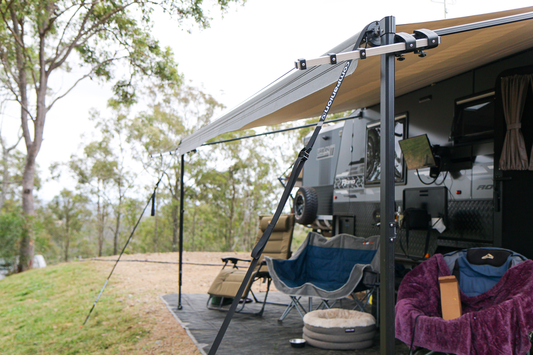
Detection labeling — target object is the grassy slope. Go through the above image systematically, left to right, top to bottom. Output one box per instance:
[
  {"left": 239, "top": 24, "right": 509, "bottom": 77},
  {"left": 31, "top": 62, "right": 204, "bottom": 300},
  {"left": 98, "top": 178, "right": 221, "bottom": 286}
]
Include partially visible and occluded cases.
[{"left": 0, "top": 262, "right": 149, "bottom": 355}]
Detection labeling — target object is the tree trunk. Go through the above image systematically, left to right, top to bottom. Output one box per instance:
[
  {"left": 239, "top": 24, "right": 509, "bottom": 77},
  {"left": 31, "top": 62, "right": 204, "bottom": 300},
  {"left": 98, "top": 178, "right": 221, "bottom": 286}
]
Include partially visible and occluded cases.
[
  {"left": 12, "top": 7, "right": 32, "bottom": 272},
  {"left": 16, "top": 8, "right": 49, "bottom": 272},
  {"left": 19, "top": 146, "right": 37, "bottom": 271},
  {"left": 228, "top": 169, "right": 236, "bottom": 251},
  {"left": 97, "top": 190, "right": 106, "bottom": 257},
  {"left": 113, "top": 194, "right": 122, "bottom": 255},
  {"left": 171, "top": 201, "right": 179, "bottom": 252},
  {"left": 191, "top": 207, "right": 197, "bottom": 252},
  {"left": 153, "top": 211, "right": 158, "bottom": 253},
  {"left": 64, "top": 214, "right": 70, "bottom": 262}
]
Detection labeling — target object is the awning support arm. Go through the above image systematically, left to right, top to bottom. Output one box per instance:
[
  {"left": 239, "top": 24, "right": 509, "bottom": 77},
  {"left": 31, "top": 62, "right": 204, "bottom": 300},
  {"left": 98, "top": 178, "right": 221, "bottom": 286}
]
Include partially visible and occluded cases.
[{"left": 295, "top": 28, "right": 439, "bottom": 70}]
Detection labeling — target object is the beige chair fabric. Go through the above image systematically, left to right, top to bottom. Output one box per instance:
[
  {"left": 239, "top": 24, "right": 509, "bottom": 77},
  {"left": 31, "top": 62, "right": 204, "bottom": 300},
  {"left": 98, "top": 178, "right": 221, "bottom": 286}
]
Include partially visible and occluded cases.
[{"left": 207, "top": 214, "right": 295, "bottom": 300}]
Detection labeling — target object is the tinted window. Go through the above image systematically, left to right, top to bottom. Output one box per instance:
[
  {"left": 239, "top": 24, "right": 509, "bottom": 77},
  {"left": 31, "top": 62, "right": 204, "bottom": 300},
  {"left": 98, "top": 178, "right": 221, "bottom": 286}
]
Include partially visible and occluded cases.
[{"left": 452, "top": 94, "right": 495, "bottom": 143}]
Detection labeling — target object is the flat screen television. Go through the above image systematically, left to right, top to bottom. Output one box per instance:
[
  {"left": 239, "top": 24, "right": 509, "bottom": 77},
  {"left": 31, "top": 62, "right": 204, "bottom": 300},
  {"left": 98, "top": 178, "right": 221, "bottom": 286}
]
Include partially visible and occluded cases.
[
  {"left": 398, "top": 134, "right": 436, "bottom": 170},
  {"left": 403, "top": 187, "right": 448, "bottom": 221}
]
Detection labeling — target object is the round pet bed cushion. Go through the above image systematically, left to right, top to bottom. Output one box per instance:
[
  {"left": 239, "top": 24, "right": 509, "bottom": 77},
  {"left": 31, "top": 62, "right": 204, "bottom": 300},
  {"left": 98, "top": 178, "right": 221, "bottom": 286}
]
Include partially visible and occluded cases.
[
  {"left": 302, "top": 309, "right": 376, "bottom": 350},
  {"left": 303, "top": 326, "right": 375, "bottom": 342},
  {"left": 302, "top": 334, "right": 374, "bottom": 350}
]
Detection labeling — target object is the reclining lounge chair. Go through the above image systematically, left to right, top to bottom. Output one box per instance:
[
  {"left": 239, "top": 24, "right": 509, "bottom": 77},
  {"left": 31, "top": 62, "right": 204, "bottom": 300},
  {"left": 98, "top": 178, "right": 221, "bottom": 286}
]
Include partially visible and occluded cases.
[
  {"left": 207, "top": 214, "right": 295, "bottom": 316},
  {"left": 266, "top": 232, "right": 380, "bottom": 321},
  {"left": 395, "top": 247, "right": 533, "bottom": 355}
]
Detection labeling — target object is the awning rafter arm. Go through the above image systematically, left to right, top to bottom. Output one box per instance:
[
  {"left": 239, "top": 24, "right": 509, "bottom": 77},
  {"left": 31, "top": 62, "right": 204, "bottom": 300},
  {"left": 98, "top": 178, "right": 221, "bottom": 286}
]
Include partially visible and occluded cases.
[{"left": 295, "top": 29, "right": 440, "bottom": 70}]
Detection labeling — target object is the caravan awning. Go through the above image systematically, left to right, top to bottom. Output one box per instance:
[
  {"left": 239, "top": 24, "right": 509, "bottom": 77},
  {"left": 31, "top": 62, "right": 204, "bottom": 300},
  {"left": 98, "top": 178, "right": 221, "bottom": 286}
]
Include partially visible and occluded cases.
[{"left": 178, "top": 6, "right": 533, "bottom": 154}]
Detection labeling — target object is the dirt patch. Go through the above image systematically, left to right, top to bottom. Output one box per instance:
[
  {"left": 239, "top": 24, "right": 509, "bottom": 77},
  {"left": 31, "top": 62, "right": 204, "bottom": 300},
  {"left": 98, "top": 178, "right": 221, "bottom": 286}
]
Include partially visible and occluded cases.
[{"left": 91, "top": 251, "right": 271, "bottom": 354}]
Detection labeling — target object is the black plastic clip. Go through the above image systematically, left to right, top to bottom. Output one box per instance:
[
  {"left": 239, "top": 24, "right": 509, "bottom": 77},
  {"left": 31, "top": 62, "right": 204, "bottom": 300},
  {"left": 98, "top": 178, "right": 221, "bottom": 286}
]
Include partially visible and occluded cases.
[
  {"left": 413, "top": 29, "right": 439, "bottom": 48},
  {"left": 394, "top": 32, "right": 417, "bottom": 53},
  {"left": 359, "top": 48, "right": 367, "bottom": 60},
  {"left": 415, "top": 50, "right": 427, "bottom": 58},
  {"left": 328, "top": 53, "right": 337, "bottom": 65},
  {"left": 295, "top": 58, "right": 307, "bottom": 70},
  {"left": 298, "top": 148, "right": 310, "bottom": 161}
]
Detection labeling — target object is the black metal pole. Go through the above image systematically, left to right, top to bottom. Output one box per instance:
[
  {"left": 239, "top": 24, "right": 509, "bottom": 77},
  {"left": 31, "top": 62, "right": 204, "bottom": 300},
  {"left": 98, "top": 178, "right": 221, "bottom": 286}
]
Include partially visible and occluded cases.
[
  {"left": 379, "top": 15, "right": 396, "bottom": 355},
  {"left": 178, "top": 154, "right": 185, "bottom": 310}
]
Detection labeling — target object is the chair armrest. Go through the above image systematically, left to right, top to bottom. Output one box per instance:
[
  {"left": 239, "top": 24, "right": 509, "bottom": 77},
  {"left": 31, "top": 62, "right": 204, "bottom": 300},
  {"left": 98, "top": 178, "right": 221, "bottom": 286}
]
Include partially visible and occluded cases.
[
  {"left": 221, "top": 256, "right": 251, "bottom": 268},
  {"left": 362, "top": 269, "right": 380, "bottom": 287}
]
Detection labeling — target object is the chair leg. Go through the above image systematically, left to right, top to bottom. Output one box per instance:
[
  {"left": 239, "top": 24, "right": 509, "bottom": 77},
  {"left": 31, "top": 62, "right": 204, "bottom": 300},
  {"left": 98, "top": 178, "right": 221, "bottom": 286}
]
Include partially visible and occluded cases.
[
  {"left": 255, "top": 277, "right": 271, "bottom": 317},
  {"left": 351, "top": 287, "right": 380, "bottom": 327},
  {"left": 352, "top": 287, "right": 377, "bottom": 312},
  {"left": 279, "top": 296, "right": 307, "bottom": 321},
  {"left": 279, "top": 297, "right": 297, "bottom": 321},
  {"left": 318, "top": 299, "right": 333, "bottom": 310}
]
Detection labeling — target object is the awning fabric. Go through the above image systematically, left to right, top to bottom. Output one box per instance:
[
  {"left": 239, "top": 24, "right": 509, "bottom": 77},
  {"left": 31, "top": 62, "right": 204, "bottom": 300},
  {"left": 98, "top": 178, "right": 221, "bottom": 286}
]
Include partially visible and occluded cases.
[{"left": 178, "top": 6, "right": 533, "bottom": 155}]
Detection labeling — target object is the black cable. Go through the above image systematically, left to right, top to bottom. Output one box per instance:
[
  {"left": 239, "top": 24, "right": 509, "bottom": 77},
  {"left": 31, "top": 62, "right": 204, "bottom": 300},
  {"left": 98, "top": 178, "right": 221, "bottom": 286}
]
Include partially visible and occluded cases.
[
  {"left": 416, "top": 169, "right": 438, "bottom": 185},
  {"left": 435, "top": 171, "right": 448, "bottom": 186},
  {"left": 82, "top": 173, "right": 164, "bottom": 326},
  {"left": 84, "top": 258, "right": 225, "bottom": 267},
  {"left": 409, "top": 314, "right": 423, "bottom": 354}
]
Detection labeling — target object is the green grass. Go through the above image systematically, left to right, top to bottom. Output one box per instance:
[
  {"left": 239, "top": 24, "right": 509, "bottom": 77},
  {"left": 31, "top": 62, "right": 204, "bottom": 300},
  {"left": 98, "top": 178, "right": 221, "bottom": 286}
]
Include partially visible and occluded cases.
[{"left": 0, "top": 262, "right": 146, "bottom": 354}]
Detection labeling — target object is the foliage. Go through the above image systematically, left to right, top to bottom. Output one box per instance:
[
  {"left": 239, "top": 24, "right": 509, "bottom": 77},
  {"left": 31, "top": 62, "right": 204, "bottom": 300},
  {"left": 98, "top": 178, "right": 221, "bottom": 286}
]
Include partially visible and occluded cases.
[
  {"left": 0, "top": 0, "right": 244, "bottom": 271},
  {"left": 48, "top": 189, "right": 90, "bottom": 262},
  {"left": 0, "top": 211, "right": 24, "bottom": 265},
  {"left": 0, "top": 262, "right": 152, "bottom": 354}
]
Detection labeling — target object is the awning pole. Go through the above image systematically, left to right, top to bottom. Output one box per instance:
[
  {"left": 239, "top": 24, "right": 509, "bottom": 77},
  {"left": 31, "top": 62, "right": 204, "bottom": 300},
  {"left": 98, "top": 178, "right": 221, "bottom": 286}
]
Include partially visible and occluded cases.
[
  {"left": 379, "top": 15, "right": 397, "bottom": 355},
  {"left": 178, "top": 153, "right": 185, "bottom": 310}
]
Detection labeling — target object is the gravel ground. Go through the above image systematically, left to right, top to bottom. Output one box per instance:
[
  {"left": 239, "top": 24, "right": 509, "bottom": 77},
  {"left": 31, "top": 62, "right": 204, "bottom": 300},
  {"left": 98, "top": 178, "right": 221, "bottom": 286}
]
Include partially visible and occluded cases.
[{"left": 92, "top": 251, "right": 271, "bottom": 354}]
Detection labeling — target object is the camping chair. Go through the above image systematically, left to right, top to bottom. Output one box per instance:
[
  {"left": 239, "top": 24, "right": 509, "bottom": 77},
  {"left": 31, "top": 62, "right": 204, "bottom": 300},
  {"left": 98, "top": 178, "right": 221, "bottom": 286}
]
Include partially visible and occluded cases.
[
  {"left": 207, "top": 214, "right": 295, "bottom": 316},
  {"left": 266, "top": 232, "right": 380, "bottom": 321},
  {"left": 395, "top": 247, "right": 533, "bottom": 355}
]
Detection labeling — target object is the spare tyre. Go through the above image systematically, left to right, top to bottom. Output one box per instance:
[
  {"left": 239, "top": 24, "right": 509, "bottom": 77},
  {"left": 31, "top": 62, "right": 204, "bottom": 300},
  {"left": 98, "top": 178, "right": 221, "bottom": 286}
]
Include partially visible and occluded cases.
[{"left": 295, "top": 187, "right": 318, "bottom": 225}]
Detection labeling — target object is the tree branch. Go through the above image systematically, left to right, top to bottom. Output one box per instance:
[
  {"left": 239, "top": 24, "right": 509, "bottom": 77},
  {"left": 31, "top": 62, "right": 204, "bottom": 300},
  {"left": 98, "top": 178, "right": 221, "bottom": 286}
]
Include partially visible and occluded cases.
[
  {"left": 48, "top": 1, "right": 137, "bottom": 73},
  {"left": 51, "top": 2, "right": 88, "bottom": 65},
  {"left": 46, "top": 55, "right": 122, "bottom": 111}
]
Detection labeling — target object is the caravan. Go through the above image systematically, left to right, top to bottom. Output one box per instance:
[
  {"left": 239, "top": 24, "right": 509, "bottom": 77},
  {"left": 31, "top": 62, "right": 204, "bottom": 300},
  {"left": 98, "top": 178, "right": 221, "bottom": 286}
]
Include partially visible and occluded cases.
[{"left": 292, "top": 19, "right": 533, "bottom": 260}]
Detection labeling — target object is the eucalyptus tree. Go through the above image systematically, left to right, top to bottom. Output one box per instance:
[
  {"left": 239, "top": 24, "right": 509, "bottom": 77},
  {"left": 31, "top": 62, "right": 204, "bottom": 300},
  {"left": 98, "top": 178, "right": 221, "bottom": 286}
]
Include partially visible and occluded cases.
[
  {"left": 0, "top": 0, "right": 244, "bottom": 271},
  {"left": 129, "top": 84, "right": 223, "bottom": 252},
  {"left": 89, "top": 109, "right": 137, "bottom": 255},
  {"left": 68, "top": 137, "right": 117, "bottom": 256},
  {"left": 49, "top": 189, "right": 89, "bottom": 262}
]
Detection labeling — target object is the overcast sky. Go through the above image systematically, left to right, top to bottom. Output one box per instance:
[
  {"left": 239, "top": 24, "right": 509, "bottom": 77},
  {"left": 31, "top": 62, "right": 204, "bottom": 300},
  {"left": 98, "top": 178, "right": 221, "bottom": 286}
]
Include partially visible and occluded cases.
[{"left": 8, "top": 0, "right": 532, "bottom": 201}]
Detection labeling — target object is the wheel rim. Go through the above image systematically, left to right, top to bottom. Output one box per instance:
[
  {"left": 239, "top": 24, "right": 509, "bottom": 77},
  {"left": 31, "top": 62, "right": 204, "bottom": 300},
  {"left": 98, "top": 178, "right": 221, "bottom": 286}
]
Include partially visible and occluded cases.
[{"left": 295, "top": 194, "right": 305, "bottom": 219}]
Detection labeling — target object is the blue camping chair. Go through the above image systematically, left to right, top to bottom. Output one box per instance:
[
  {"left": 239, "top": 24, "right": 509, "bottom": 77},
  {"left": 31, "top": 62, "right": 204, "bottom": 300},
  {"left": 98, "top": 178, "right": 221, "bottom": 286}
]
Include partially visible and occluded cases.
[{"left": 266, "top": 232, "right": 380, "bottom": 321}]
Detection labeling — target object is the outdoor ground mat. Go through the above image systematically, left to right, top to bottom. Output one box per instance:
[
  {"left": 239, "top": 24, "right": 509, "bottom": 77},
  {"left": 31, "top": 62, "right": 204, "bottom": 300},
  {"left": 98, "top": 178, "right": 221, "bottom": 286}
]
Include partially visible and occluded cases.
[{"left": 161, "top": 292, "right": 411, "bottom": 355}]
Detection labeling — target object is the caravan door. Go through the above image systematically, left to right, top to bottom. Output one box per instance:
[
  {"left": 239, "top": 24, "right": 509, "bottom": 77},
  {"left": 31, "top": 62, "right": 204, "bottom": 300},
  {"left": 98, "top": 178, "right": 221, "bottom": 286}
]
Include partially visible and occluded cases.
[{"left": 494, "top": 66, "right": 533, "bottom": 259}]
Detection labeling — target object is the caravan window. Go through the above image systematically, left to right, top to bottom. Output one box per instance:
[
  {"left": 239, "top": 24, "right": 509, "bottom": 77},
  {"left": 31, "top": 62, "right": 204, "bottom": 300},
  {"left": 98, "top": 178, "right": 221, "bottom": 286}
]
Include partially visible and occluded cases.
[
  {"left": 451, "top": 92, "right": 495, "bottom": 144},
  {"left": 365, "top": 115, "right": 406, "bottom": 185}
]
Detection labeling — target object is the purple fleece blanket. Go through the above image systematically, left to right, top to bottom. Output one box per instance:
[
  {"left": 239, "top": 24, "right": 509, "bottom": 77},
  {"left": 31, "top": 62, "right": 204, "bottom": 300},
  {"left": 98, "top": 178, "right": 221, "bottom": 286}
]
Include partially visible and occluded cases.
[{"left": 395, "top": 254, "right": 533, "bottom": 355}]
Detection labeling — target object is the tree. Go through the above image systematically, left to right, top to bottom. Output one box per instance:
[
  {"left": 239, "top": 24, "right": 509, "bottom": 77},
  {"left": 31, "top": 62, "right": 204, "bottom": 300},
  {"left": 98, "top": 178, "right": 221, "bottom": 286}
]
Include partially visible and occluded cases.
[
  {"left": 0, "top": 0, "right": 243, "bottom": 271},
  {"left": 129, "top": 84, "right": 223, "bottom": 251},
  {"left": 89, "top": 108, "right": 136, "bottom": 255},
  {"left": 0, "top": 135, "right": 22, "bottom": 210},
  {"left": 67, "top": 136, "right": 117, "bottom": 257},
  {"left": 48, "top": 189, "right": 88, "bottom": 262},
  {"left": 0, "top": 211, "right": 24, "bottom": 266}
]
